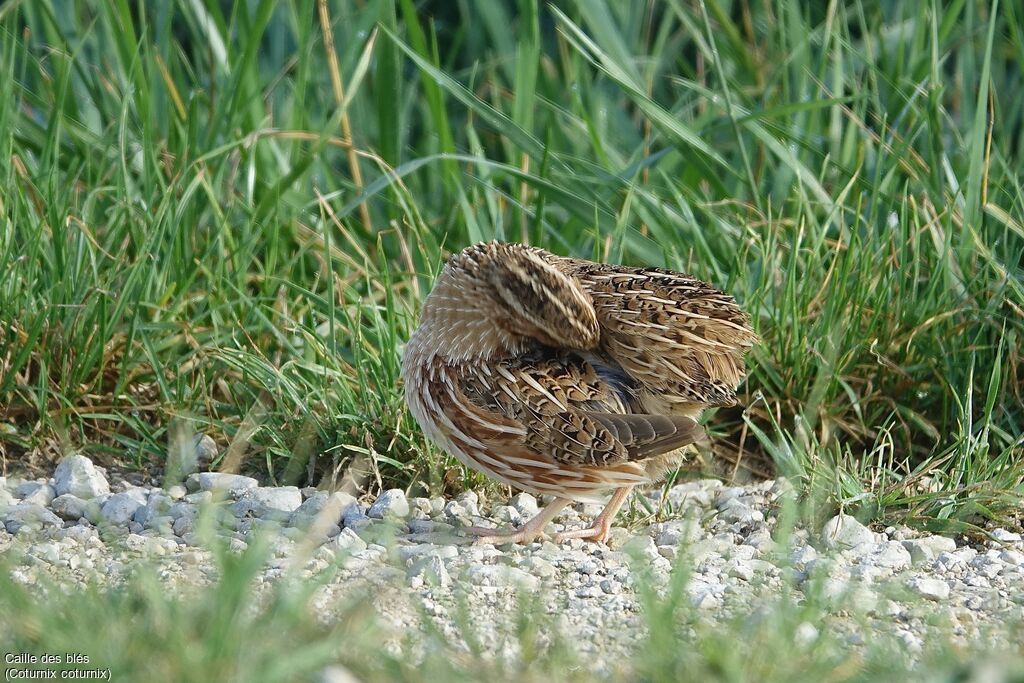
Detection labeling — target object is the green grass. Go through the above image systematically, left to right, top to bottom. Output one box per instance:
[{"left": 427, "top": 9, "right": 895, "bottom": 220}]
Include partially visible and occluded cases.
[{"left": 1, "top": 2, "right": 1022, "bottom": 527}]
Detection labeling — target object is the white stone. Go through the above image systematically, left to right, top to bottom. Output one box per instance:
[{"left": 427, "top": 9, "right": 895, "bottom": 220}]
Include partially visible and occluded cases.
[
  {"left": 192, "top": 434, "right": 218, "bottom": 469},
  {"left": 53, "top": 454, "right": 110, "bottom": 499},
  {"left": 186, "top": 472, "right": 258, "bottom": 494},
  {"left": 666, "top": 480, "right": 721, "bottom": 508},
  {"left": 17, "top": 482, "right": 55, "bottom": 506},
  {"left": 232, "top": 486, "right": 303, "bottom": 517},
  {"left": 252, "top": 486, "right": 303, "bottom": 512},
  {"left": 714, "top": 487, "right": 747, "bottom": 507},
  {"left": 367, "top": 489, "right": 410, "bottom": 519},
  {"left": 184, "top": 491, "right": 212, "bottom": 505},
  {"left": 101, "top": 492, "right": 146, "bottom": 525},
  {"left": 292, "top": 492, "right": 357, "bottom": 531},
  {"left": 508, "top": 493, "right": 539, "bottom": 517},
  {"left": 50, "top": 494, "right": 89, "bottom": 521},
  {"left": 133, "top": 494, "right": 172, "bottom": 526},
  {"left": 718, "top": 498, "right": 763, "bottom": 525},
  {"left": 443, "top": 500, "right": 473, "bottom": 522},
  {"left": 168, "top": 501, "right": 196, "bottom": 521},
  {"left": 4, "top": 503, "right": 63, "bottom": 533},
  {"left": 342, "top": 505, "right": 369, "bottom": 529},
  {"left": 491, "top": 505, "right": 521, "bottom": 524},
  {"left": 821, "top": 514, "right": 874, "bottom": 549},
  {"left": 172, "top": 515, "right": 195, "bottom": 537},
  {"left": 655, "top": 519, "right": 701, "bottom": 547},
  {"left": 331, "top": 527, "right": 368, "bottom": 554},
  {"left": 990, "top": 528, "right": 1022, "bottom": 543},
  {"left": 743, "top": 529, "right": 774, "bottom": 553},
  {"left": 623, "top": 534, "right": 663, "bottom": 563},
  {"left": 902, "top": 535, "right": 957, "bottom": 564},
  {"left": 868, "top": 541, "right": 912, "bottom": 570},
  {"left": 396, "top": 543, "right": 458, "bottom": 562},
  {"left": 789, "top": 544, "right": 818, "bottom": 569},
  {"left": 1000, "top": 550, "right": 1024, "bottom": 566},
  {"left": 407, "top": 555, "right": 450, "bottom": 588},
  {"left": 518, "top": 556, "right": 557, "bottom": 579},
  {"left": 728, "top": 559, "right": 755, "bottom": 581},
  {"left": 465, "top": 564, "right": 540, "bottom": 591},
  {"left": 908, "top": 577, "right": 950, "bottom": 601},
  {"left": 687, "top": 580, "right": 724, "bottom": 609},
  {"left": 794, "top": 622, "right": 819, "bottom": 646},
  {"left": 897, "top": 630, "right": 923, "bottom": 653},
  {"left": 317, "top": 665, "right": 362, "bottom": 683}
]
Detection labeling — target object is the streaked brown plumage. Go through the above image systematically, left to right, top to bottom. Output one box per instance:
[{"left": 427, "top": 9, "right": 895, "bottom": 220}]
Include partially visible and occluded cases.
[{"left": 401, "top": 242, "right": 757, "bottom": 544}]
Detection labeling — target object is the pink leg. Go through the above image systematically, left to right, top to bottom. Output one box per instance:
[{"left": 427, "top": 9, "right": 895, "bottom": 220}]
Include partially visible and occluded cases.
[
  {"left": 553, "top": 486, "right": 634, "bottom": 544},
  {"left": 467, "top": 497, "right": 572, "bottom": 545}
]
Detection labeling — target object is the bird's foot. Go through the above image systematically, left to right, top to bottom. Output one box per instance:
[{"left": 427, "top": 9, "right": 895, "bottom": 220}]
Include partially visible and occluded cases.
[
  {"left": 463, "top": 498, "right": 572, "bottom": 545},
  {"left": 553, "top": 517, "right": 614, "bottom": 544},
  {"left": 460, "top": 524, "right": 533, "bottom": 544},
  {"left": 468, "top": 526, "right": 547, "bottom": 546}
]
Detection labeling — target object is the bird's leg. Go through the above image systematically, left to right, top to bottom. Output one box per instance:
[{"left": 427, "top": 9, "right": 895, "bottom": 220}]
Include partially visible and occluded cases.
[
  {"left": 554, "top": 485, "right": 634, "bottom": 544},
  {"left": 466, "top": 497, "right": 572, "bottom": 545}
]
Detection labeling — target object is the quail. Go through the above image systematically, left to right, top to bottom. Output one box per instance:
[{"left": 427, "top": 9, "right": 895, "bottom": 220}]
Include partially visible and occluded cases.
[{"left": 401, "top": 242, "right": 757, "bottom": 544}]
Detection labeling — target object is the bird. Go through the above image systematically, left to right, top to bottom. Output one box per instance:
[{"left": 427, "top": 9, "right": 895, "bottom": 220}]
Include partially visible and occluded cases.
[{"left": 401, "top": 241, "right": 757, "bottom": 544}]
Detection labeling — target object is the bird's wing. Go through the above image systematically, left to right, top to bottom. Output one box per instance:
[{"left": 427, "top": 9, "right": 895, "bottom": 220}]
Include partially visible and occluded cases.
[
  {"left": 560, "top": 261, "right": 758, "bottom": 407},
  {"left": 458, "top": 352, "right": 702, "bottom": 467},
  {"left": 585, "top": 411, "right": 704, "bottom": 461}
]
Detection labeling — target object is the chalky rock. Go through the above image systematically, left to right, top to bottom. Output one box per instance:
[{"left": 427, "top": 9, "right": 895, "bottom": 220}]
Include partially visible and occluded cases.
[
  {"left": 193, "top": 434, "right": 219, "bottom": 471},
  {"left": 53, "top": 454, "right": 110, "bottom": 499},
  {"left": 186, "top": 472, "right": 258, "bottom": 495},
  {"left": 667, "top": 479, "right": 721, "bottom": 508},
  {"left": 16, "top": 482, "right": 55, "bottom": 507},
  {"left": 231, "top": 486, "right": 303, "bottom": 518},
  {"left": 367, "top": 489, "right": 410, "bottom": 519},
  {"left": 100, "top": 491, "right": 147, "bottom": 525},
  {"left": 291, "top": 491, "right": 357, "bottom": 527},
  {"left": 508, "top": 492, "right": 539, "bottom": 517},
  {"left": 50, "top": 494, "right": 89, "bottom": 521},
  {"left": 133, "top": 494, "right": 172, "bottom": 527},
  {"left": 717, "top": 498, "right": 764, "bottom": 525},
  {"left": 4, "top": 503, "right": 63, "bottom": 534},
  {"left": 491, "top": 505, "right": 521, "bottom": 524},
  {"left": 821, "top": 514, "right": 874, "bottom": 550},
  {"left": 654, "top": 519, "right": 701, "bottom": 547},
  {"left": 331, "top": 527, "right": 368, "bottom": 554},
  {"left": 989, "top": 528, "right": 1022, "bottom": 543},
  {"left": 902, "top": 535, "right": 957, "bottom": 564},
  {"left": 864, "top": 541, "right": 912, "bottom": 571},
  {"left": 396, "top": 543, "right": 458, "bottom": 563},
  {"left": 407, "top": 555, "right": 451, "bottom": 588},
  {"left": 465, "top": 563, "right": 540, "bottom": 591},
  {"left": 908, "top": 576, "right": 950, "bottom": 601},
  {"left": 688, "top": 579, "right": 725, "bottom": 609},
  {"left": 317, "top": 665, "right": 362, "bottom": 683}
]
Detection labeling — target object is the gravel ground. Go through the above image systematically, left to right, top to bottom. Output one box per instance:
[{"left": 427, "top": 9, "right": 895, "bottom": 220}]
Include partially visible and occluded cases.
[{"left": 3, "top": 452, "right": 1024, "bottom": 673}]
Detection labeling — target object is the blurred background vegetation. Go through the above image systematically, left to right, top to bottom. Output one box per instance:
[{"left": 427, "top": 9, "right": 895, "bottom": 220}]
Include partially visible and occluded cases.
[{"left": 0, "top": 0, "right": 1021, "bottom": 530}]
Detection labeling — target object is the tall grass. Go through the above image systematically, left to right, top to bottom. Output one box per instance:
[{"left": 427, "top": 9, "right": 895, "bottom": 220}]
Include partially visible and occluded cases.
[{"left": 0, "top": 1, "right": 1021, "bottom": 526}]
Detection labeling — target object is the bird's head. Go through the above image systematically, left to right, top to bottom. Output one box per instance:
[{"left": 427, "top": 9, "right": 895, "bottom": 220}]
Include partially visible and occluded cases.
[{"left": 410, "top": 242, "right": 599, "bottom": 364}]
